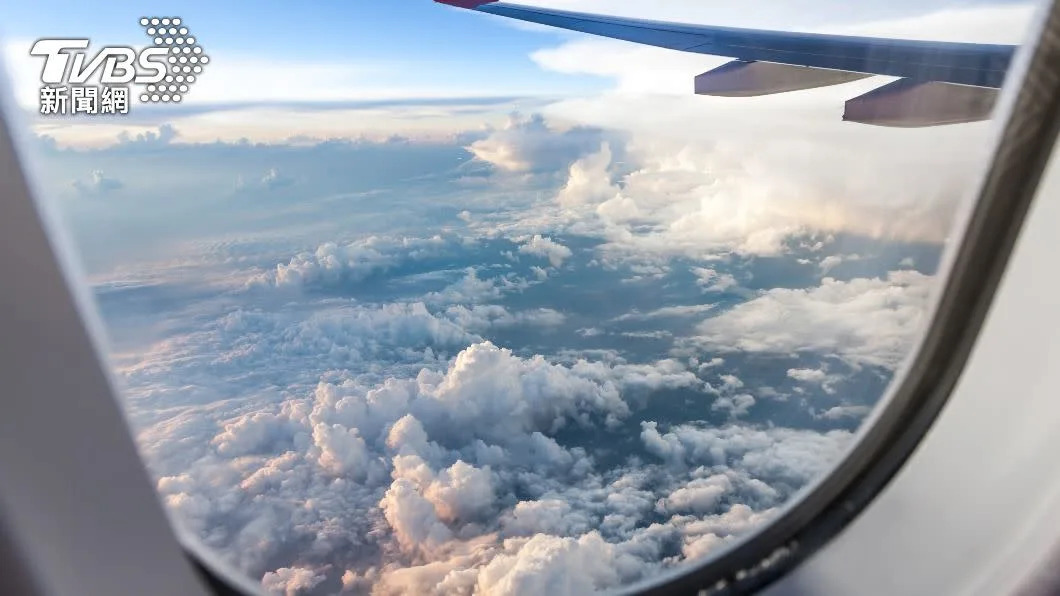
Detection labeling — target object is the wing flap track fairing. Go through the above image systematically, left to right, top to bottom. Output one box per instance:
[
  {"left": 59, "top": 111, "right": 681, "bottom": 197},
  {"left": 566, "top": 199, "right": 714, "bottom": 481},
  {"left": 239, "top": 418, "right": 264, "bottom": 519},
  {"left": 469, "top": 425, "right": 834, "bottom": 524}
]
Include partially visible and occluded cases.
[{"left": 695, "top": 61, "right": 872, "bottom": 97}]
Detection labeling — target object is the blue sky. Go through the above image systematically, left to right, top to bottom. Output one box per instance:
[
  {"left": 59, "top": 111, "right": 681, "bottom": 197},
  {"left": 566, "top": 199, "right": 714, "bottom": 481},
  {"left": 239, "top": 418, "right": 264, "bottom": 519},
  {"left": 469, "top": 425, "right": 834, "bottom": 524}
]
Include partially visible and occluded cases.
[
  {"left": 1, "top": 1, "right": 611, "bottom": 106},
  {"left": 1, "top": 1, "right": 562, "bottom": 59}
]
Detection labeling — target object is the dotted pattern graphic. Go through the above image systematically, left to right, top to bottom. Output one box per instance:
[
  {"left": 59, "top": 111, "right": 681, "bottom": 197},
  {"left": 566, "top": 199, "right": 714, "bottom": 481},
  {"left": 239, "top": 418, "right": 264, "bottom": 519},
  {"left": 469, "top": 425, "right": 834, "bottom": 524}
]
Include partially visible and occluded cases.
[{"left": 138, "top": 17, "right": 208, "bottom": 103}]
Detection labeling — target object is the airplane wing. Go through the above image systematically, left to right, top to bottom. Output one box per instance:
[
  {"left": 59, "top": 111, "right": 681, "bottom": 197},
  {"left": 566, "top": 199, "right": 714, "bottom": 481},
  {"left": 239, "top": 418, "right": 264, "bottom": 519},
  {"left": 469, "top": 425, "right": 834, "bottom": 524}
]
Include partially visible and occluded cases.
[{"left": 436, "top": 0, "right": 1019, "bottom": 127}]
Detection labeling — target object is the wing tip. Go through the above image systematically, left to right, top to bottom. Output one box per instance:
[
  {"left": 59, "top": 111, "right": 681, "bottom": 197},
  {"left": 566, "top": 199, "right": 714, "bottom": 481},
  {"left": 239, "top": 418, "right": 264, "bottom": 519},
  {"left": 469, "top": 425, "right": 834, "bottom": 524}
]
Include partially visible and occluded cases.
[{"left": 435, "top": 0, "right": 498, "bottom": 8}]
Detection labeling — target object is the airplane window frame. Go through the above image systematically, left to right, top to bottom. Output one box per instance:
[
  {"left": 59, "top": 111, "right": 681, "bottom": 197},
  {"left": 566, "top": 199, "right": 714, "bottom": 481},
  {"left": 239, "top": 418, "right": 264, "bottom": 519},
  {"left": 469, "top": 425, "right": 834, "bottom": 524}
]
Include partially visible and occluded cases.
[{"left": 0, "top": 1, "right": 1058, "bottom": 595}]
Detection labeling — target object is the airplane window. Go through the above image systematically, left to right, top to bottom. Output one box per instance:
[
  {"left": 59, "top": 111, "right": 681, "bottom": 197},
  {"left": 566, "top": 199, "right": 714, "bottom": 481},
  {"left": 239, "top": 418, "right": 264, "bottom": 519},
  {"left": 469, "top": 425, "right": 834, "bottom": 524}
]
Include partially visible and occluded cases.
[{"left": 0, "top": 1, "right": 1043, "bottom": 594}]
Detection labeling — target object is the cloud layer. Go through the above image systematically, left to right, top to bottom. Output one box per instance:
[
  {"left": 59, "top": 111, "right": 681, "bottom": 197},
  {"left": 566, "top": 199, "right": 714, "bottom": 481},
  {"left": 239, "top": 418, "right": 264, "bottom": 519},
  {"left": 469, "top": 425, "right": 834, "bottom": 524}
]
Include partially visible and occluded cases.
[
  {"left": 26, "top": 3, "right": 1007, "bottom": 589},
  {"left": 98, "top": 215, "right": 933, "bottom": 594}
]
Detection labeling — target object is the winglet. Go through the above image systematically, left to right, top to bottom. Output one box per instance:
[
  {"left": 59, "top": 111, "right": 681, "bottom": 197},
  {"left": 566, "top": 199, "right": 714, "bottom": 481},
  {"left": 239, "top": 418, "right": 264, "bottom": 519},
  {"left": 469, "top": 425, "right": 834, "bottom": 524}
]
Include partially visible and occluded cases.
[{"left": 435, "top": 0, "right": 498, "bottom": 8}]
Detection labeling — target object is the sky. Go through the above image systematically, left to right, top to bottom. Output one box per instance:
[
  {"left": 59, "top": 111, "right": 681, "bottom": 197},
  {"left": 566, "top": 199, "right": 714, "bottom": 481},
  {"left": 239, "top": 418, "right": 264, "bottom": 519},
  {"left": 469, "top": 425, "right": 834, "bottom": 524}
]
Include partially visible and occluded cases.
[
  {"left": 1, "top": 0, "right": 1035, "bottom": 121},
  {"left": 0, "top": 1, "right": 1042, "bottom": 595}
]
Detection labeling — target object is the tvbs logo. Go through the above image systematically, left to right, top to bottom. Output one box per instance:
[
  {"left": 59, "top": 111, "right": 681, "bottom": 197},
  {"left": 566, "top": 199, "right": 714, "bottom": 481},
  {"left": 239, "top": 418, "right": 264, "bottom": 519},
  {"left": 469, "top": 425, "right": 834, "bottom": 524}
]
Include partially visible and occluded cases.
[{"left": 31, "top": 17, "right": 209, "bottom": 116}]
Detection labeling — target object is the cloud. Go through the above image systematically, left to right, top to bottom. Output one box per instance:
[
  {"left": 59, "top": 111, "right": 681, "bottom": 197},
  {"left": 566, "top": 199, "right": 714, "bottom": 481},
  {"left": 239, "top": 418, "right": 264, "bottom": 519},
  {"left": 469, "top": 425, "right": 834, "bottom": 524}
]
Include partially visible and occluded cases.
[
  {"left": 829, "top": 3, "right": 1033, "bottom": 42},
  {"left": 487, "top": 6, "right": 1028, "bottom": 266},
  {"left": 455, "top": 107, "right": 972, "bottom": 272},
  {"left": 468, "top": 112, "right": 617, "bottom": 173},
  {"left": 115, "top": 123, "right": 179, "bottom": 148},
  {"left": 590, "top": 133, "right": 968, "bottom": 259},
  {"left": 556, "top": 143, "right": 621, "bottom": 208},
  {"left": 262, "top": 167, "right": 295, "bottom": 190},
  {"left": 72, "top": 169, "right": 124, "bottom": 196},
  {"left": 516, "top": 234, "right": 573, "bottom": 267},
  {"left": 252, "top": 236, "right": 454, "bottom": 291},
  {"left": 249, "top": 237, "right": 543, "bottom": 309},
  {"left": 108, "top": 248, "right": 864, "bottom": 592},
  {"left": 819, "top": 255, "right": 844, "bottom": 273},
  {"left": 425, "top": 268, "right": 508, "bottom": 306},
  {"left": 692, "top": 268, "right": 738, "bottom": 293},
  {"left": 688, "top": 270, "right": 934, "bottom": 368},
  {"left": 137, "top": 288, "right": 841, "bottom": 594},
  {"left": 118, "top": 301, "right": 478, "bottom": 407},
  {"left": 611, "top": 303, "right": 716, "bottom": 323},
  {"left": 444, "top": 304, "right": 566, "bottom": 333},
  {"left": 149, "top": 336, "right": 713, "bottom": 577},
  {"left": 395, "top": 341, "right": 636, "bottom": 441},
  {"left": 787, "top": 367, "right": 844, "bottom": 394},
  {"left": 711, "top": 394, "right": 756, "bottom": 419},
  {"left": 815, "top": 405, "right": 874, "bottom": 421},
  {"left": 212, "top": 412, "right": 297, "bottom": 458},
  {"left": 312, "top": 422, "right": 378, "bottom": 480},
  {"left": 639, "top": 422, "right": 854, "bottom": 488},
  {"left": 382, "top": 456, "right": 496, "bottom": 554},
  {"left": 655, "top": 474, "right": 732, "bottom": 515},
  {"left": 379, "top": 475, "right": 456, "bottom": 554},
  {"left": 500, "top": 499, "right": 593, "bottom": 537},
  {"left": 676, "top": 503, "right": 777, "bottom": 561},
  {"left": 472, "top": 532, "right": 626, "bottom": 595},
  {"left": 261, "top": 567, "right": 326, "bottom": 596}
]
